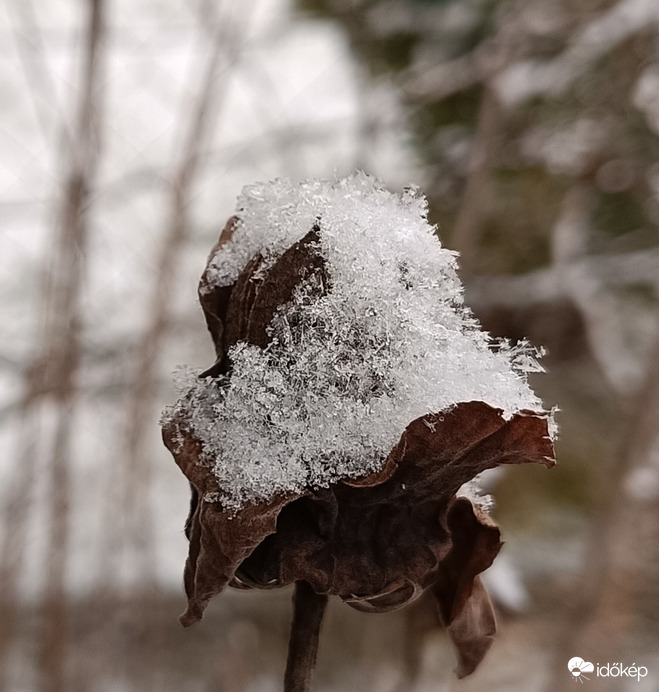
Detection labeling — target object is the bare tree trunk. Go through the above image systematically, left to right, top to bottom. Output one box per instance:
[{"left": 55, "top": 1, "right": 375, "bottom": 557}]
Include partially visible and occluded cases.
[{"left": 18, "top": 3, "right": 105, "bottom": 691}]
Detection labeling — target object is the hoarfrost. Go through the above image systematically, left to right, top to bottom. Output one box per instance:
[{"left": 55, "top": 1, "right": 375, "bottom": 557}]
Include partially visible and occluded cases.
[{"left": 164, "top": 174, "right": 552, "bottom": 511}]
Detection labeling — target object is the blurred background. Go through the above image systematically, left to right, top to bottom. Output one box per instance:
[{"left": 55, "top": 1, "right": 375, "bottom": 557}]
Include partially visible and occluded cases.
[{"left": 2, "top": 0, "right": 659, "bottom": 690}]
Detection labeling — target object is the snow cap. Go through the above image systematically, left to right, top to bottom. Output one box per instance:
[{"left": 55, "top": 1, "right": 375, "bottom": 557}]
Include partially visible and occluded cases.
[{"left": 164, "top": 173, "right": 552, "bottom": 510}]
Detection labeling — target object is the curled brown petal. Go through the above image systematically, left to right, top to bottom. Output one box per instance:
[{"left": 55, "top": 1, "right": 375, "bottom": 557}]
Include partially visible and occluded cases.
[
  {"left": 203, "top": 226, "right": 327, "bottom": 359},
  {"left": 166, "top": 401, "right": 554, "bottom": 626},
  {"left": 164, "top": 414, "right": 302, "bottom": 626},
  {"left": 179, "top": 491, "right": 295, "bottom": 627},
  {"left": 431, "top": 498, "right": 502, "bottom": 677},
  {"left": 448, "top": 577, "right": 497, "bottom": 679}
]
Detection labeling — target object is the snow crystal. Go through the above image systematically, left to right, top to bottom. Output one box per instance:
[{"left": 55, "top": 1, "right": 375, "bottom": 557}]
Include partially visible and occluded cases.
[
  {"left": 163, "top": 173, "right": 553, "bottom": 511},
  {"left": 456, "top": 478, "right": 495, "bottom": 514}
]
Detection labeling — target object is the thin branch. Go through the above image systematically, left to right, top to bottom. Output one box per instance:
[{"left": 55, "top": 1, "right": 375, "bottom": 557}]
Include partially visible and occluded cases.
[
  {"left": 404, "top": 49, "right": 494, "bottom": 103},
  {"left": 466, "top": 180, "right": 659, "bottom": 397},
  {"left": 0, "top": 401, "right": 39, "bottom": 692}
]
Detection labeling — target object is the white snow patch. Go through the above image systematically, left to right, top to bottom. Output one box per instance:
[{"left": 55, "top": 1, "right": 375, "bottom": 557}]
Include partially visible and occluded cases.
[{"left": 164, "top": 174, "right": 552, "bottom": 510}]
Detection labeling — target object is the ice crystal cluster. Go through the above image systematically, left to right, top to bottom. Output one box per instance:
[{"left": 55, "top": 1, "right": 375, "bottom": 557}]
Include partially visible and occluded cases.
[{"left": 165, "top": 174, "right": 551, "bottom": 510}]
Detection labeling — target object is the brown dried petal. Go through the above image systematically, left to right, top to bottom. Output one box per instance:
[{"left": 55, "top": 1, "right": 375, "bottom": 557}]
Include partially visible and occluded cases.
[
  {"left": 198, "top": 216, "right": 240, "bottom": 362},
  {"left": 200, "top": 225, "right": 327, "bottom": 376},
  {"left": 230, "top": 227, "right": 325, "bottom": 349},
  {"left": 166, "top": 401, "right": 554, "bottom": 625},
  {"left": 381, "top": 402, "right": 555, "bottom": 503},
  {"left": 238, "top": 404, "right": 552, "bottom": 604},
  {"left": 162, "top": 417, "right": 304, "bottom": 626},
  {"left": 180, "top": 488, "right": 295, "bottom": 626},
  {"left": 431, "top": 498, "right": 501, "bottom": 678}
]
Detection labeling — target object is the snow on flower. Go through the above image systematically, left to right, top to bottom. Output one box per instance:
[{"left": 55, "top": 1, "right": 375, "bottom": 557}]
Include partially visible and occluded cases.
[{"left": 162, "top": 173, "right": 553, "bottom": 511}]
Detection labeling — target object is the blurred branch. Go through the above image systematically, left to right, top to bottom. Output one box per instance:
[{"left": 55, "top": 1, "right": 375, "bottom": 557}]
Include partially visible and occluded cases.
[
  {"left": 5, "top": 0, "right": 69, "bottom": 149},
  {"left": 495, "top": 0, "right": 659, "bottom": 105},
  {"left": 0, "top": 2, "right": 106, "bottom": 692},
  {"left": 36, "top": 2, "right": 105, "bottom": 691},
  {"left": 402, "top": 3, "right": 538, "bottom": 102},
  {"left": 110, "top": 4, "right": 257, "bottom": 688},
  {"left": 406, "top": 9, "right": 533, "bottom": 272},
  {"left": 405, "top": 30, "right": 517, "bottom": 103},
  {"left": 405, "top": 51, "right": 487, "bottom": 102},
  {"left": 449, "top": 87, "right": 503, "bottom": 273},
  {"left": 0, "top": 117, "right": 356, "bottom": 217},
  {"left": 99, "top": 119, "right": 351, "bottom": 204},
  {"left": 541, "top": 159, "right": 659, "bottom": 690},
  {"left": 468, "top": 177, "right": 659, "bottom": 398},
  {"left": 551, "top": 182, "right": 640, "bottom": 398},
  {"left": 466, "top": 248, "right": 659, "bottom": 308},
  {"left": 546, "top": 311, "right": 659, "bottom": 692},
  {"left": 0, "top": 406, "right": 38, "bottom": 692}
]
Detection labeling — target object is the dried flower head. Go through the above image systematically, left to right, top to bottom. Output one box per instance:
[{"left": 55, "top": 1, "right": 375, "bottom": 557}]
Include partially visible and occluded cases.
[{"left": 162, "top": 175, "right": 556, "bottom": 690}]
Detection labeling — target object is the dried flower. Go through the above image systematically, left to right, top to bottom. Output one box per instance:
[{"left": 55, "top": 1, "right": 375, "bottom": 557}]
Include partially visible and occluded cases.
[{"left": 162, "top": 176, "right": 556, "bottom": 690}]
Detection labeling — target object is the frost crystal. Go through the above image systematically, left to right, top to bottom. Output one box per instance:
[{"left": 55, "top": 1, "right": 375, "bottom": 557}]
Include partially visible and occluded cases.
[{"left": 163, "top": 174, "right": 553, "bottom": 510}]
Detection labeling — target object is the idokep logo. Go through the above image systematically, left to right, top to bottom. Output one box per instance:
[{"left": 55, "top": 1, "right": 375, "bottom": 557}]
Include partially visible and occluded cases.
[
  {"left": 568, "top": 657, "right": 649, "bottom": 683},
  {"left": 568, "top": 657, "right": 594, "bottom": 683},
  {"left": 596, "top": 662, "right": 649, "bottom": 682}
]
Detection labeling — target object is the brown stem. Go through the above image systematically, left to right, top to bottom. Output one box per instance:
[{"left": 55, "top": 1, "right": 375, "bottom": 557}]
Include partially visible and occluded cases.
[{"left": 283, "top": 581, "right": 328, "bottom": 692}]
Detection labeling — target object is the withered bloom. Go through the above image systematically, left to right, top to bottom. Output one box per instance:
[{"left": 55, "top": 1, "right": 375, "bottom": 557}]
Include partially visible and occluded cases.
[{"left": 162, "top": 177, "right": 555, "bottom": 691}]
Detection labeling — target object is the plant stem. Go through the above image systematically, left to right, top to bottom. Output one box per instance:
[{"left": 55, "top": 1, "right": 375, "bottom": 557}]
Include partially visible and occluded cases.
[{"left": 283, "top": 581, "right": 328, "bottom": 692}]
